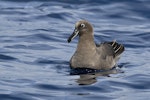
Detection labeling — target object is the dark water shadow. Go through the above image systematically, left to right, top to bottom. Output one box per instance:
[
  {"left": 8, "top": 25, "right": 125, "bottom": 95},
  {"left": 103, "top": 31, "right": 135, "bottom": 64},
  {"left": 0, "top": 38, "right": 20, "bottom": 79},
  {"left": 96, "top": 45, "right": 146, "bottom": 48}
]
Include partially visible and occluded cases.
[
  {"left": 0, "top": 54, "right": 17, "bottom": 61},
  {"left": 71, "top": 66, "right": 124, "bottom": 85},
  {"left": 78, "top": 69, "right": 122, "bottom": 85},
  {"left": 0, "top": 94, "right": 30, "bottom": 100}
]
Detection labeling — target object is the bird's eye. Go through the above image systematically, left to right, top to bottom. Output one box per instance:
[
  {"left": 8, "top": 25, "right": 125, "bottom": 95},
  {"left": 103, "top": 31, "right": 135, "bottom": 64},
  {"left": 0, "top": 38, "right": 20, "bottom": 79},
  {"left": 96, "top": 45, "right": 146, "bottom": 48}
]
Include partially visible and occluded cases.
[{"left": 80, "top": 23, "right": 85, "bottom": 28}]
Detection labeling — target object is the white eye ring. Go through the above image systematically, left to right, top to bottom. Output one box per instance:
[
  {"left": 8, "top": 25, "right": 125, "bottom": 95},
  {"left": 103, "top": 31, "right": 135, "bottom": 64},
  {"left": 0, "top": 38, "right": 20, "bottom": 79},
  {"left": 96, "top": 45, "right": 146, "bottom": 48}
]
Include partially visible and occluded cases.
[{"left": 81, "top": 23, "right": 85, "bottom": 28}]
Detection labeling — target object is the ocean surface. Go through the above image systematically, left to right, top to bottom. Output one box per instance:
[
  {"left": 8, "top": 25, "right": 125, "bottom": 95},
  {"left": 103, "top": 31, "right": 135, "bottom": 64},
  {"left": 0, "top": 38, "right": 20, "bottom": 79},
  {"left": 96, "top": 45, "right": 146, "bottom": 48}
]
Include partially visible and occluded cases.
[{"left": 0, "top": 0, "right": 150, "bottom": 100}]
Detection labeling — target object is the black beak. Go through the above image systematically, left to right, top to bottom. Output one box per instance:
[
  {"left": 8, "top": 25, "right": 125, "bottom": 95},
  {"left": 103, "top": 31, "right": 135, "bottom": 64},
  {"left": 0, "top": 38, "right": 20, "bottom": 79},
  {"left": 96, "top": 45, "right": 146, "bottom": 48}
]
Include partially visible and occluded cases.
[{"left": 67, "top": 29, "right": 79, "bottom": 43}]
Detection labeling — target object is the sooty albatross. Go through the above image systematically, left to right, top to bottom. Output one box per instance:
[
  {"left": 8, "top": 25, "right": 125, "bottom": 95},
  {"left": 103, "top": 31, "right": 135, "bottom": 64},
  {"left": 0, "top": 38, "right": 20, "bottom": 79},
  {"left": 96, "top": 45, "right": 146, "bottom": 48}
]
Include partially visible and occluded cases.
[{"left": 67, "top": 20, "right": 124, "bottom": 70}]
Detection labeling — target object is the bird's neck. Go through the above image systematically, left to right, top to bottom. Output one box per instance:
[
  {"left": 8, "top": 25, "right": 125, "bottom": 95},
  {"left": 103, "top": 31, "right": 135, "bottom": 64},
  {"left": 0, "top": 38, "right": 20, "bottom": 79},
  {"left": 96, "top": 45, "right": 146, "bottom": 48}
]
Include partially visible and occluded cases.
[{"left": 76, "top": 34, "right": 96, "bottom": 53}]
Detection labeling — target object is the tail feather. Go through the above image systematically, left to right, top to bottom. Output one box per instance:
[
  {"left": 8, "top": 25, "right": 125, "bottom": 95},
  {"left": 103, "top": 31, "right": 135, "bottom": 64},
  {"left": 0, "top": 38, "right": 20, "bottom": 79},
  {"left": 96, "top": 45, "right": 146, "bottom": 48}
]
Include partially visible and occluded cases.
[{"left": 108, "top": 40, "right": 125, "bottom": 57}]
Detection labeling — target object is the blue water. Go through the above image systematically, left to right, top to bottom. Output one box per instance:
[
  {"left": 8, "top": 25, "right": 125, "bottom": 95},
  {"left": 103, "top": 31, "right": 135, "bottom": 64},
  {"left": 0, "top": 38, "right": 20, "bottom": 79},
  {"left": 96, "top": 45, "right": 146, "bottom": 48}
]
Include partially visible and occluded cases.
[{"left": 0, "top": 0, "right": 150, "bottom": 100}]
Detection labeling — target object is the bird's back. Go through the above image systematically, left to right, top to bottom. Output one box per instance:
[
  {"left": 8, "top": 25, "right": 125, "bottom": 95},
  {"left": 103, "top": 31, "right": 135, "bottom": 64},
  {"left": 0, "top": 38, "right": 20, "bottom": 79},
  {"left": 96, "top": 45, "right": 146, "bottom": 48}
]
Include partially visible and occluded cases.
[{"left": 96, "top": 40, "right": 125, "bottom": 69}]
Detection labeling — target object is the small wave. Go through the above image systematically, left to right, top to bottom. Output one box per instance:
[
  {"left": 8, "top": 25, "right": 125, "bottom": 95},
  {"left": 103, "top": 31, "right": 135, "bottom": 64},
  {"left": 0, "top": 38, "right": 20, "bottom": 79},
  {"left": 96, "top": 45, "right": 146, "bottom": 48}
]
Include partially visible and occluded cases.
[{"left": 0, "top": 54, "right": 17, "bottom": 60}]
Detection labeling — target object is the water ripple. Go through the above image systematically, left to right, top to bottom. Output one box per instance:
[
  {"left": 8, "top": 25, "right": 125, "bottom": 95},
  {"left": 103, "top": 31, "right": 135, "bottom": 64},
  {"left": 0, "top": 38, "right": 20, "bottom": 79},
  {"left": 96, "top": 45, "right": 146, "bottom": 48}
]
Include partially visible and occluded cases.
[
  {"left": 0, "top": 0, "right": 150, "bottom": 100},
  {"left": 0, "top": 54, "right": 17, "bottom": 60}
]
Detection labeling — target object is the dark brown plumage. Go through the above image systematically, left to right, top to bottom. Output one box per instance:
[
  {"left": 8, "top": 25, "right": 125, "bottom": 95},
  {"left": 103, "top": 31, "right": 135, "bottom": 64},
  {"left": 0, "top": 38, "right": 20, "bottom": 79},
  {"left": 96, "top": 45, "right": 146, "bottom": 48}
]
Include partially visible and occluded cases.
[{"left": 68, "top": 20, "right": 124, "bottom": 70}]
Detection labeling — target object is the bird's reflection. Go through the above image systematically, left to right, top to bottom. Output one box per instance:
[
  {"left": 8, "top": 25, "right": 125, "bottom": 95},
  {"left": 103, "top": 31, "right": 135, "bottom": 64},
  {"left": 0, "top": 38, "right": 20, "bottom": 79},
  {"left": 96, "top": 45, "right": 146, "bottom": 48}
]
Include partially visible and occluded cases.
[
  {"left": 72, "top": 68, "right": 122, "bottom": 85},
  {"left": 77, "top": 74, "right": 97, "bottom": 85}
]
